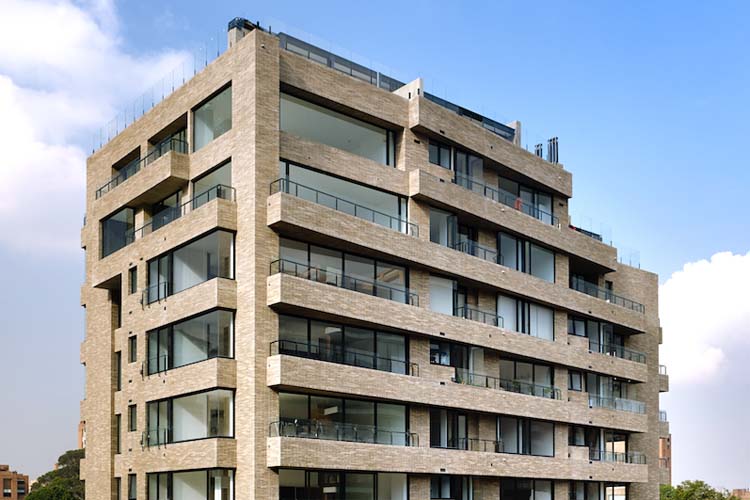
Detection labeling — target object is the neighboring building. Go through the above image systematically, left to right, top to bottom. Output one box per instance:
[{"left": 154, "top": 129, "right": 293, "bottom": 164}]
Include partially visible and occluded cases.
[
  {"left": 79, "top": 17, "right": 669, "bottom": 499},
  {"left": 658, "top": 428, "right": 672, "bottom": 485},
  {"left": 0, "top": 465, "right": 28, "bottom": 500},
  {"left": 733, "top": 489, "right": 750, "bottom": 500}
]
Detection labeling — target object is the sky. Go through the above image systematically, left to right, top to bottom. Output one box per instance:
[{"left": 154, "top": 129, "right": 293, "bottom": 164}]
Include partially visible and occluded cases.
[{"left": 0, "top": 0, "right": 748, "bottom": 488}]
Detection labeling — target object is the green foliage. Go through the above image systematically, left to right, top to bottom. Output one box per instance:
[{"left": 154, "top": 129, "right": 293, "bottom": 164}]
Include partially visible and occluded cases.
[
  {"left": 25, "top": 449, "right": 84, "bottom": 500},
  {"left": 660, "top": 480, "right": 740, "bottom": 500}
]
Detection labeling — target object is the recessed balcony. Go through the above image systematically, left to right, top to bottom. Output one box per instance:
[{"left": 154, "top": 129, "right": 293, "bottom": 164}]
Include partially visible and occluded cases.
[
  {"left": 570, "top": 276, "right": 645, "bottom": 314},
  {"left": 588, "top": 340, "right": 646, "bottom": 364},
  {"left": 453, "top": 368, "right": 562, "bottom": 400},
  {"left": 588, "top": 394, "right": 646, "bottom": 415},
  {"left": 269, "top": 418, "right": 418, "bottom": 447},
  {"left": 589, "top": 449, "right": 647, "bottom": 465}
]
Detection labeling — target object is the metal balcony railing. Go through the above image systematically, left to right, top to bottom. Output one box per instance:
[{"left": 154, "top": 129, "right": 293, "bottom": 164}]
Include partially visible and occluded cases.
[
  {"left": 95, "top": 137, "right": 188, "bottom": 198},
  {"left": 453, "top": 173, "right": 559, "bottom": 226},
  {"left": 270, "top": 178, "right": 418, "bottom": 236},
  {"left": 450, "top": 240, "right": 503, "bottom": 266},
  {"left": 269, "top": 258, "right": 418, "bottom": 306},
  {"left": 569, "top": 276, "right": 645, "bottom": 314},
  {"left": 454, "top": 306, "right": 504, "bottom": 328},
  {"left": 270, "top": 339, "right": 419, "bottom": 376},
  {"left": 588, "top": 340, "right": 646, "bottom": 364},
  {"left": 454, "top": 368, "right": 561, "bottom": 400},
  {"left": 588, "top": 394, "right": 646, "bottom": 414},
  {"left": 269, "top": 418, "right": 418, "bottom": 447},
  {"left": 431, "top": 437, "right": 504, "bottom": 453},
  {"left": 589, "top": 448, "right": 647, "bottom": 465}
]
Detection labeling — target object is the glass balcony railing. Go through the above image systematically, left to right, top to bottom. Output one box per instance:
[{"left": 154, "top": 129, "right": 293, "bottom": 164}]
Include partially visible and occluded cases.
[
  {"left": 95, "top": 137, "right": 188, "bottom": 198},
  {"left": 453, "top": 173, "right": 559, "bottom": 226},
  {"left": 270, "top": 178, "right": 418, "bottom": 236},
  {"left": 125, "top": 184, "right": 235, "bottom": 245},
  {"left": 450, "top": 240, "right": 503, "bottom": 265},
  {"left": 269, "top": 258, "right": 418, "bottom": 306},
  {"left": 569, "top": 276, "right": 645, "bottom": 314},
  {"left": 454, "top": 305, "right": 504, "bottom": 328},
  {"left": 270, "top": 339, "right": 418, "bottom": 376},
  {"left": 588, "top": 340, "right": 646, "bottom": 364},
  {"left": 454, "top": 368, "right": 561, "bottom": 400},
  {"left": 588, "top": 395, "right": 646, "bottom": 415},
  {"left": 659, "top": 411, "right": 668, "bottom": 422},
  {"left": 269, "top": 418, "right": 418, "bottom": 447},
  {"left": 142, "top": 427, "right": 170, "bottom": 447},
  {"left": 432, "top": 437, "right": 504, "bottom": 453},
  {"left": 589, "top": 449, "right": 647, "bottom": 465}
]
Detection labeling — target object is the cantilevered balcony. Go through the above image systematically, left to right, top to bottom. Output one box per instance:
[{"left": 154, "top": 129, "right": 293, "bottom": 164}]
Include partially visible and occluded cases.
[
  {"left": 450, "top": 239, "right": 502, "bottom": 265},
  {"left": 269, "top": 258, "right": 419, "bottom": 306},
  {"left": 570, "top": 276, "right": 645, "bottom": 314},
  {"left": 454, "top": 305, "right": 504, "bottom": 328},
  {"left": 588, "top": 340, "right": 646, "bottom": 364},
  {"left": 453, "top": 368, "right": 562, "bottom": 400},
  {"left": 588, "top": 394, "right": 646, "bottom": 415},
  {"left": 269, "top": 418, "right": 418, "bottom": 447},
  {"left": 589, "top": 449, "right": 647, "bottom": 465}
]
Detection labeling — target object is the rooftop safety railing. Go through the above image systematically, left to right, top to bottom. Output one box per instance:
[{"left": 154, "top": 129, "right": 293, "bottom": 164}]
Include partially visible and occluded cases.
[
  {"left": 423, "top": 92, "right": 516, "bottom": 143},
  {"left": 95, "top": 137, "right": 188, "bottom": 198},
  {"left": 453, "top": 173, "right": 559, "bottom": 227},
  {"left": 270, "top": 178, "right": 418, "bottom": 236},
  {"left": 125, "top": 184, "right": 235, "bottom": 245},
  {"left": 450, "top": 240, "right": 503, "bottom": 265},
  {"left": 269, "top": 258, "right": 418, "bottom": 306},
  {"left": 569, "top": 276, "right": 645, "bottom": 314},
  {"left": 454, "top": 306, "right": 504, "bottom": 328},
  {"left": 270, "top": 339, "right": 418, "bottom": 376},
  {"left": 588, "top": 340, "right": 646, "bottom": 364},
  {"left": 454, "top": 368, "right": 561, "bottom": 400},
  {"left": 588, "top": 395, "right": 646, "bottom": 415},
  {"left": 659, "top": 411, "right": 668, "bottom": 422},
  {"left": 269, "top": 418, "right": 418, "bottom": 447},
  {"left": 432, "top": 437, "right": 504, "bottom": 453},
  {"left": 589, "top": 449, "right": 647, "bottom": 465}
]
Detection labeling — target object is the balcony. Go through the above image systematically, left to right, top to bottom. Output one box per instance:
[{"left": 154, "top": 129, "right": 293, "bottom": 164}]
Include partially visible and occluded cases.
[
  {"left": 95, "top": 137, "right": 187, "bottom": 199},
  {"left": 453, "top": 173, "right": 559, "bottom": 226},
  {"left": 270, "top": 178, "right": 418, "bottom": 236},
  {"left": 450, "top": 239, "right": 502, "bottom": 265},
  {"left": 269, "top": 258, "right": 419, "bottom": 306},
  {"left": 570, "top": 276, "right": 645, "bottom": 314},
  {"left": 454, "top": 305, "right": 504, "bottom": 328},
  {"left": 270, "top": 339, "right": 419, "bottom": 376},
  {"left": 588, "top": 340, "right": 646, "bottom": 364},
  {"left": 659, "top": 365, "right": 669, "bottom": 392},
  {"left": 454, "top": 368, "right": 562, "bottom": 400},
  {"left": 588, "top": 395, "right": 646, "bottom": 415},
  {"left": 659, "top": 410, "right": 668, "bottom": 422},
  {"left": 269, "top": 418, "right": 418, "bottom": 447},
  {"left": 432, "top": 437, "right": 503, "bottom": 453},
  {"left": 589, "top": 449, "right": 647, "bottom": 465}
]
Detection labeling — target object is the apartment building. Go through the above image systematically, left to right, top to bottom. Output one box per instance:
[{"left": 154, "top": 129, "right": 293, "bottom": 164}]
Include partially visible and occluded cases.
[
  {"left": 79, "top": 17, "right": 669, "bottom": 500},
  {"left": 0, "top": 465, "right": 28, "bottom": 500}
]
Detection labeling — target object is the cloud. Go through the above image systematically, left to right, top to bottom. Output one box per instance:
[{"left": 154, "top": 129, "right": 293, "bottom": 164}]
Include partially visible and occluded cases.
[
  {"left": 0, "top": 0, "right": 188, "bottom": 256},
  {"left": 659, "top": 251, "right": 750, "bottom": 383}
]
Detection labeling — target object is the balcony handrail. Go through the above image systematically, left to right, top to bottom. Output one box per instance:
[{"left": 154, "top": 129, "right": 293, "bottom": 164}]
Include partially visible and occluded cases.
[
  {"left": 95, "top": 137, "right": 188, "bottom": 198},
  {"left": 453, "top": 173, "right": 559, "bottom": 227},
  {"left": 270, "top": 177, "right": 418, "bottom": 237},
  {"left": 126, "top": 184, "right": 235, "bottom": 244},
  {"left": 450, "top": 239, "right": 504, "bottom": 266},
  {"left": 269, "top": 258, "right": 418, "bottom": 306},
  {"left": 569, "top": 276, "right": 645, "bottom": 314},
  {"left": 142, "top": 281, "right": 171, "bottom": 305},
  {"left": 454, "top": 305, "right": 504, "bottom": 328},
  {"left": 270, "top": 339, "right": 419, "bottom": 376},
  {"left": 587, "top": 340, "right": 646, "bottom": 364},
  {"left": 143, "top": 354, "right": 170, "bottom": 376},
  {"left": 659, "top": 364, "right": 668, "bottom": 375},
  {"left": 453, "top": 367, "right": 562, "bottom": 400},
  {"left": 588, "top": 394, "right": 646, "bottom": 414},
  {"left": 659, "top": 410, "right": 668, "bottom": 422},
  {"left": 269, "top": 417, "right": 418, "bottom": 447},
  {"left": 142, "top": 426, "right": 171, "bottom": 448},
  {"left": 432, "top": 436, "right": 504, "bottom": 453},
  {"left": 589, "top": 448, "right": 647, "bottom": 465}
]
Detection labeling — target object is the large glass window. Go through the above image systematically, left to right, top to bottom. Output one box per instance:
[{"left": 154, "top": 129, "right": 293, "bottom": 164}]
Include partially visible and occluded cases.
[
  {"left": 194, "top": 86, "right": 232, "bottom": 151},
  {"left": 280, "top": 93, "right": 395, "bottom": 165},
  {"left": 428, "top": 140, "right": 452, "bottom": 169},
  {"left": 454, "top": 150, "right": 484, "bottom": 194},
  {"left": 193, "top": 161, "right": 233, "bottom": 209},
  {"left": 499, "top": 176, "right": 554, "bottom": 225},
  {"left": 101, "top": 207, "right": 134, "bottom": 258},
  {"left": 146, "top": 231, "right": 235, "bottom": 303},
  {"left": 498, "top": 232, "right": 554, "bottom": 282},
  {"left": 429, "top": 275, "right": 455, "bottom": 316},
  {"left": 498, "top": 295, "right": 554, "bottom": 341},
  {"left": 148, "top": 309, "right": 234, "bottom": 374},
  {"left": 499, "top": 359, "right": 554, "bottom": 396},
  {"left": 146, "top": 389, "right": 234, "bottom": 445},
  {"left": 430, "top": 409, "right": 467, "bottom": 450},
  {"left": 498, "top": 417, "right": 554, "bottom": 457},
  {"left": 148, "top": 469, "right": 234, "bottom": 500},
  {"left": 279, "top": 470, "right": 406, "bottom": 500},
  {"left": 430, "top": 476, "right": 473, "bottom": 500}
]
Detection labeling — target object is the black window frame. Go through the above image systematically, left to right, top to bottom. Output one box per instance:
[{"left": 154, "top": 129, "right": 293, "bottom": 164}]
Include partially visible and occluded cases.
[
  {"left": 428, "top": 139, "right": 452, "bottom": 170},
  {"left": 498, "top": 231, "right": 555, "bottom": 282},
  {"left": 128, "top": 266, "right": 138, "bottom": 295},
  {"left": 128, "top": 336, "right": 137, "bottom": 363},
  {"left": 128, "top": 404, "right": 137, "bottom": 432},
  {"left": 115, "top": 414, "right": 121, "bottom": 454},
  {"left": 497, "top": 416, "right": 555, "bottom": 457},
  {"left": 127, "top": 474, "right": 136, "bottom": 500}
]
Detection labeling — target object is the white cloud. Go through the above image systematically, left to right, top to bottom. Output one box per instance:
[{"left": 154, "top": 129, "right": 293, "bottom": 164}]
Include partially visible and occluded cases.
[
  {"left": 0, "top": 0, "right": 188, "bottom": 256},
  {"left": 659, "top": 251, "right": 750, "bottom": 384}
]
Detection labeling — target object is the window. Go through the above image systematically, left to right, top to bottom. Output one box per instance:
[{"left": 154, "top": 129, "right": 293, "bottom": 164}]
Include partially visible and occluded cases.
[
  {"left": 194, "top": 86, "right": 232, "bottom": 151},
  {"left": 280, "top": 93, "right": 396, "bottom": 165},
  {"left": 428, "top": 140, "right": 451, "bottom": 169},
  {"left": 454, "top": 150, "right": 484, "bottom": 193},
  {"left": 193, "top": 161, "right": 232, "bottom": 209},
  {"left": 499, "top": 176, "right": 554, "bottom": 225},
  {"left": 101, "top": 207, "right": 134, "bottom": 258},
  {"left": 429, "top": 208, "right": 457, "bottom": 247},
  {"left": 146, "top": 230, "right": 235, "bottom": 303},
  {"left": 498, "top": 232, "right": 554, "bottom": 282},
  {"left": 128, "top": 267, "right": 137, "bottom": 294},
  {"left": 429, "top": 275, "right": 455, "bottom": 316},
  {"left": 498, "top": 295, "right": 554, "bottom": 341},
  {"left": 147, "top": 309, "right": 234, "bottom": 375},
  {"left": 128, "top": 336, "right": 137, "bottom": 363},
  {"left": 430, "top": 341, "right": 468, "bottom": 369},
  {"left": 114, "top": 351, "right": 122, "bottom": 391},
  {"left": 500, "top": 359, "right": 554, "bottom": 396},
  {"left": 569, "top": 370, "right": 584, "bottom": 392},
  {"left": 146, "top": 389, "right": 234, "bottom": 445},
  {"left": 128, "top": 405, "right": 137, "bottom": 432},
  {"left": 430, "top": 409, "right": 467, "bottom": 449},
  {"left": 115, "top": 414, "right": 121, "bottom": 454},
  {"left": 498, "top": 416, "right": 554, "bottom": 457},
  {"left": 149, "top": 470, "right": 235, "bottom": 500},
  {"left": 278, "top": 470, "right": 406, "bottom": 500},
  {"left": 128, "top": 474, "right": 136, "bottom": 500},
  {"left": 430, "top": 476, "right": 473, "bottom": 500},
  {"left": 114, "top": 478, "right": 121, "bottom": 500},
  {"left": 3, "top": 479, "right": 10, "bottom": 497},
  {"left": 501, "top": 479, "right": 553, "bottom": 500},
  {"left": 16, "top": 480, "right": 25, "bottom": 496},
  {"left": 570, "top": 481, "right": 603, "bottom": 500}
]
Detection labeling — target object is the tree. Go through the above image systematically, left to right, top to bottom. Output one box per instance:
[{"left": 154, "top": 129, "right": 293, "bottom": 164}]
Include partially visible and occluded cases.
[
  {"left": 26, "top": 449, "right": 84, "bottom": 500},
  {"left": 661, "top": 480, "right": 739, "bottom": 500}
]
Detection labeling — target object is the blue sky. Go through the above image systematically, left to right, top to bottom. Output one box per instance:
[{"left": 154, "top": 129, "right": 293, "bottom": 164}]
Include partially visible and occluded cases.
[{"left": 0, "top": 0, "right": 748, "bottom": 489}]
